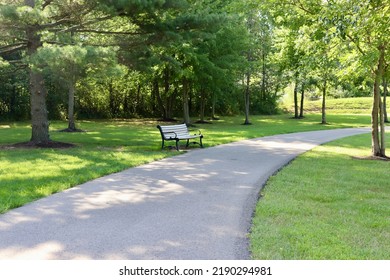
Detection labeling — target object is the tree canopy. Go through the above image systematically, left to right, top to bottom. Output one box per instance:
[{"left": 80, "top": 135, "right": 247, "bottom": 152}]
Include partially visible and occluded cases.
[{"left": 1, "top": 0, "right": 389, "bottom": 157}]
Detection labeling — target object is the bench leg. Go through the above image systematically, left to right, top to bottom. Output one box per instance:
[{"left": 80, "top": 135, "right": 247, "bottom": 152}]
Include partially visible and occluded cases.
[
  {"left": 185, "top": 137, "right": 203, "bottom": 149},
  {"left": 175, "top": 139, "right": 180, "bottom": 151}
]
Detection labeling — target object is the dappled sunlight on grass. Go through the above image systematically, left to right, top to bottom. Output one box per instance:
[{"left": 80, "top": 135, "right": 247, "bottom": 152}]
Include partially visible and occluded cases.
[
  {"left": 285, "top": 97, "right": 379, "bottom": 115},
  {"left": 0, "top": 114, "right": 373, "bottom": 214},
  {"left": 0, "top": 139, "right": 169, "bottom": 213},
  {"left": 309, "top": 144, "right": 369, "bottom": 159}
]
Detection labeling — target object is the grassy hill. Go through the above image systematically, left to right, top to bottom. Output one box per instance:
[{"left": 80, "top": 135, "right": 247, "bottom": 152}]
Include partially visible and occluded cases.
[{"left": 283, "top": 97, "right": 384, "bottom": 115}]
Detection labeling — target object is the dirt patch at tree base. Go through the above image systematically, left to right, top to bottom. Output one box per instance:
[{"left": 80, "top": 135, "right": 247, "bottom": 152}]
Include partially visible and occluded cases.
[
  {"left": 195, "top": 120, "right": 212, "bottom": 124},
  {"left": 58, "top": 128, "right": 86, "bottom": 133},
  {"left": 0, "top": 141, "right": 76, "bottom": 150},
  {"left": 352, "top": 155, "right": 390, "bottom": 161}
]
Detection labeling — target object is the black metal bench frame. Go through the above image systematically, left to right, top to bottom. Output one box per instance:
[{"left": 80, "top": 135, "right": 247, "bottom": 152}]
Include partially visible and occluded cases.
[{"left": 157, "top": 124, "right": 203, "bottom": 151}]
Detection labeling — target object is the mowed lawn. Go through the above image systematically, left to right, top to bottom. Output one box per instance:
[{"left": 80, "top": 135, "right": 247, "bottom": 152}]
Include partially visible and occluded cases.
[
  {"left": 0, "top": 110, "right": 389, "bottom": 259},
  {"left": 0, "top": 114, "right": 370, "bottom": 214},
  {"left": 250, "top": 133, "right": 390, "bottom": 260}
]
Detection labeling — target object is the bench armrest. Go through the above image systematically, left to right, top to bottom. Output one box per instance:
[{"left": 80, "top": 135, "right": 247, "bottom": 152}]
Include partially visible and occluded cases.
[
  {"left": 189, "top": 129, "right": 202, "bottom": 136},
  {"left": 164, "top": 131, "right": 177, "bottom": 139}
]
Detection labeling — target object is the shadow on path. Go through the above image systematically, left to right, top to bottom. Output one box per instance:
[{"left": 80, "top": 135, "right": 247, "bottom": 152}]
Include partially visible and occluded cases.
[{"left": 0, "top": 128, "right": 370, "bottom": 260}]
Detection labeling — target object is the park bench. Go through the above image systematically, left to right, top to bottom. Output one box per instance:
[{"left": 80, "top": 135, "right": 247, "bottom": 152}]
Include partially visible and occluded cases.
[{"left": 157, "top": 123, "right": 203, "bottom": 151}]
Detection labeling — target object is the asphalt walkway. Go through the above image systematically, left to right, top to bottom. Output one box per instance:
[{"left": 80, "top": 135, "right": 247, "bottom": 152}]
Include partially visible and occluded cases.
[{"left": 0, "top": 128, "right": 369, "bottom": 260}]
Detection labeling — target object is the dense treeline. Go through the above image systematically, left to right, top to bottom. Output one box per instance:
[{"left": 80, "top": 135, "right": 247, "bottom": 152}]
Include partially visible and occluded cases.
[
  {"left": 0, "top": 0, "right": 279, "bottom": 125},
  {"left": 1, "top": 1, "right": 389, "bottom": 157}
]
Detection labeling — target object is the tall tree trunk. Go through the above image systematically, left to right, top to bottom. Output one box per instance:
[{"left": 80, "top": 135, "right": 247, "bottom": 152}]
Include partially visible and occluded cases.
[
  {"left": 26, "top": 22, "right": 50, "bottom": 144},
  {"left": 371, "top": 45, "right": 386, "bottom": 157},
  {"left": 261, "top": 52, "right": 266, "bottom": 100},
  {"left": 163, "top": 68, "right": 173, "bottom": 120},
  {"left": 29, "top": 71, "right": 50, "bottom": 144},
  {"left": 243, "top": 73, "right": 251, "bottom": 125},
  {"left": 293, "top": 76, "right": 299, "bottom": 119},
  {"left": 383, "top": 77, "right": 388, "bottom": 123},
  {"left": 153, "top": 78, "right": 167, "bottom": 119},
  {"left": 182, "top": 78, "right": 191, "bottom": 125},
  {"left": 108, "top": 79, "right": 118, "bottom": 117},
  {"left": 372, "top": 79, "right": 381, "bottom": 156},
  {"left": 321, "top": 80, "right": 327, "bottom": 124},
  {"left": 67, "top": 82, "right": 76, "bottom": 131},
  {"left": 10, "top": 83, "right": 17, "bottom": 117},
  {"left": 136, "top": 83, "right": 141, "bottom": 115},
  {"left": 188, "top": 85, "right": 193, "bottom": 117},
  {"left": 299, "top": 85, "right": 305, "bottom": 118},
  {"left": 166, "top": 87, "right": 177, "bottom": 120},
  {"left": 199, "top": 87, "right": 206, "bottom": 122},
  {"left": 123, "top": 89, "right": 130, "bottom": 117},
  {"left": 211, "top": 91, "right": 217, "bottom": 120},
  {"left": 379, "top": 96, "right": 386, "bottom": 156}
]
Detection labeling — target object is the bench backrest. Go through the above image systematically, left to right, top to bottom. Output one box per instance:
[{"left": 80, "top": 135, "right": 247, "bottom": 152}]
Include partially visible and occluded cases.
[{"left": 157, "top": 124, "right": 189, "bottom": 139}]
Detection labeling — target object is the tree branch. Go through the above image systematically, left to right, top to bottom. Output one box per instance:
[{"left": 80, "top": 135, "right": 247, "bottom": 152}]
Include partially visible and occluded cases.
[
  {"left": 42, "top": 0, "right": 54, "bottom": 10},
  {"left": 284, "top": 0, "right": 317, "bottom": 15},
  {"left": 46, "top": 15, "right": 114, "bottom": 33},
  {"left": 40, "top": 18, "right": 74, "bottom": 29},
  {"left": 72, "top": 29, "right": 146, "bottom": 36},
  {"left": 346, "top": 34, "right": 366, "bottom": 56},
  {"left": 0, "top": 43, "right": 27, "bottom": 55}
]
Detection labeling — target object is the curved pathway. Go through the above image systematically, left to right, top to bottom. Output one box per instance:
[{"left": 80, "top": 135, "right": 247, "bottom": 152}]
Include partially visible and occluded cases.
[{"left": 0, "top": 128, "right": 369, "bottom": 260}]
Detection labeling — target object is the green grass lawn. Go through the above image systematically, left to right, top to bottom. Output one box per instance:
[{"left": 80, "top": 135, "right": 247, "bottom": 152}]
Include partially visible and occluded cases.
[
  {"left": 284, "top": 96, "right": 380, "bottom": 115},
  {"left": 2, "top": 97, "right": 387, "bottom": 259},
  {"left": 0, "top": 114, "right": 371, "bottom": 214},
  {"left": 0, "top": 120, "right": 170, "bottom": 213},
  {"left": 250, "top": 133, "right": 390, "bottom": 259}
]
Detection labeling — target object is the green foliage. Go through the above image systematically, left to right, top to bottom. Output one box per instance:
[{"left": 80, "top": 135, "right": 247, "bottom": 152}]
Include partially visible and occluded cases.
[
  {"left": 0, "top": 0, "right": 282, "bottom": 123},
  {"left": 5, "top": 0, "right": 389, "bottom": 125},
  {"left": 97, "top": 0, "right": 177, "bottom": 14},
  {"left": 29, "top": 45, "right": 122, "bottom": 88},
  {"left": 0, "top": 63, "right": 29, "bottom": 121},
  {"left": 76, "top": 69, "right": 151, "bottom": 119}
]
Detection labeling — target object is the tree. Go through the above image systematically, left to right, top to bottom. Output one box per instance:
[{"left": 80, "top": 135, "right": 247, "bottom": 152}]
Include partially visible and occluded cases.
[
  {"left": 0, "top": 0, "right": 99, "bottom": 144},
  {"left": 0, "top": 0, "right": 194, "bottom": 144},
  {"left": 263, "top": 0, "right": 315, "bottom": 120},
  {"left": 264, "top": 0, "right": 390, "bottom": 158},
  {"left": 325, "top": 0, "right": 390, "bottom": 157},
  {"left": 193, "top": 21, "right": 247, "bottom": 122},
  {"left": 299, "top": 23, "right": 340, "bottom": 125},
  {"left": 276, "top": 28, "right": 307, "bottom": 119}
]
